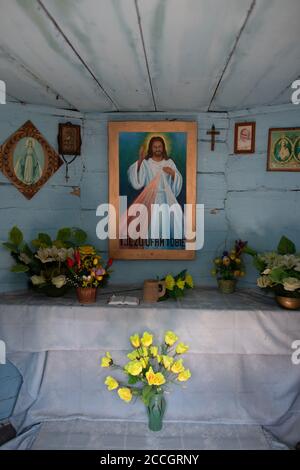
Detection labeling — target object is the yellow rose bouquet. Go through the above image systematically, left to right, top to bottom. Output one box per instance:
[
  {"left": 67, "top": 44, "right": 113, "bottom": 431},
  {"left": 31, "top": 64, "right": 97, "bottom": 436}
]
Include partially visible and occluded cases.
[{"left": 101, "top": 330, "right": 191, "bottom": 431}]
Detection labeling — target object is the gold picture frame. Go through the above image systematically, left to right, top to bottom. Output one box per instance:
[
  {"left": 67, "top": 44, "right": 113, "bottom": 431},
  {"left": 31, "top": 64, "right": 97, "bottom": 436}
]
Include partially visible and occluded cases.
[
  {"left": 0, "top": 120, "right": 63, "bottom": 199},
  {"left": 267, "top": 127, "right": 300, "bottom": 172}
]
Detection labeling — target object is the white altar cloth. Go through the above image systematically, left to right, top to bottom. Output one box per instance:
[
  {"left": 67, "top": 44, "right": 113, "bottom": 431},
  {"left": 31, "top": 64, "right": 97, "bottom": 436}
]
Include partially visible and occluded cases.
[{"left": 0, "top": 287, "right": 299, "bottom": 449}]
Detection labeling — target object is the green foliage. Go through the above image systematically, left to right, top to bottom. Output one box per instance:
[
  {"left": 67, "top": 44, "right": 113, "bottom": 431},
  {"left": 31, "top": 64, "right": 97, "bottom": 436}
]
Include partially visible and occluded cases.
[
  {"left": 9, "top": 226, "right": 23, "bottom": 246},
  {"left": 56, "top": 227, "right": 72, "bottom": 242},
  {"left": 73, "top": 228, "right": 87, "bottom": 245},
  {"left": 37, "top": 233, "right": 52, "bottom": 246},
  {"left": 277, "top": 236, "right": 296, "bottom": 255},
  {"left": 2, "top": 242, "right": 19, "bottom": 253},
  {"left": 253, "top": 256, "right": 266, "bottom": 273},
  {"left": 11, "top": 264, "right": 30, "bottom": 273},
  {"left": 269, "top": 267, "right": 286, "bottom": 284},
  {"left": 128, "top": 375, "right": 140, "bottom": 385},
  {"left": 141, "top": 385, "right": 154, "bottom": 406}
]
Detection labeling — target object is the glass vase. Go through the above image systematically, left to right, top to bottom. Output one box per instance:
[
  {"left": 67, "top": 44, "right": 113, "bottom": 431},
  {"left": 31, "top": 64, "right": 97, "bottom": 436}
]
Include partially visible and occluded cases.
[{"left": 147, "top": 392, "right": 166, "bottom": 432}]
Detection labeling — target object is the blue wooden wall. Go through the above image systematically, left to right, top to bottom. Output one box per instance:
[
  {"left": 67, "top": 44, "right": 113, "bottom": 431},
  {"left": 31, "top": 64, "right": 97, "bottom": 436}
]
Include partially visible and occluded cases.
[{"left": 0, "top": 103, "right": 299, "bottom": 293}]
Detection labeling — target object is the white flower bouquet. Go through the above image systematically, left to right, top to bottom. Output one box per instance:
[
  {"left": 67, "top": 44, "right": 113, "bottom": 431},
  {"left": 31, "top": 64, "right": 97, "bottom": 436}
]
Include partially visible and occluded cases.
[{"left": 244, "top": 236, "right": 300, "bottom": 298}]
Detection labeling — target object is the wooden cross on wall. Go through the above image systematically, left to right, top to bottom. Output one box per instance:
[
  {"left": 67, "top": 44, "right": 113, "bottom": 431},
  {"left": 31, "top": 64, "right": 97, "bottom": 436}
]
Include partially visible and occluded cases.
[{"left": 206, "top": 124, "right": 220, "bottom": 151}]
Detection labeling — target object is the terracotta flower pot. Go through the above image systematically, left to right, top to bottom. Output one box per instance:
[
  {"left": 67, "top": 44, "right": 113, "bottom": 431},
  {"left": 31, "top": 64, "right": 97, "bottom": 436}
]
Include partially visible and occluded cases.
[
  {"left": 218, "top": 279, "right": 236, "bottom": 294},
  {"left": 76, "top": 287, "right": 97, "bottom": 304},
  {"left": 276, "top": 296, "right": 300, "bottom": 310}
]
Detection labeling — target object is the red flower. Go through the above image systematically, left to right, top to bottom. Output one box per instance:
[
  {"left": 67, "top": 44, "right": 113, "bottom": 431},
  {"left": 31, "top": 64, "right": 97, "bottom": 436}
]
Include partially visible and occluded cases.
[
  {"left": 74, "top": 250, "right": 81, "bottom": 267},
  {"left": 66, "top": 257, "right": 74, "bottom": 268},
  {"left": 107, "top": 258, "right": 113, "bottom": 267}
]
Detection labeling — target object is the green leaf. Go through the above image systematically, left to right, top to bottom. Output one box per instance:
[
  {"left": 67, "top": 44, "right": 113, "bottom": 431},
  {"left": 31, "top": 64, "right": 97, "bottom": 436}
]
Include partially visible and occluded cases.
[
  {"left": 9, "top": 226, "right": 23, "bottom": 246},
  {"left": 56, "top": 228, "right": 72, "bottom": 242},
  {"left": 73, "top": 228, "right": 87, "bottom": 245},
  {"left": 38, "top": 233, "right": 52, "bottom": 246},
  {"left": 277, "top": 236, "right": 296, "bottom": 255},
  {"left": 31, "top": 239, "right": 46, "bottom": 249},
  {"left": 2, "top": 242, "right": 19, "bottom": 253},
  {"left": 242, "top": 245, "right": 258, "bottom": 257},
  {"left": 253, "top": 256, "right": 266, "bottom": 273},
  {"left": 10, "top": 264, "right": 29, "bottom": 273},
  {"left": 269, "top": 267, "right": 286, "bottom": 284},
  {"left": 128, "top": 375, "right": 139, "bottom": 385},
  {"left": 141, "top": 385, "right": 154, "bottom": 406}
]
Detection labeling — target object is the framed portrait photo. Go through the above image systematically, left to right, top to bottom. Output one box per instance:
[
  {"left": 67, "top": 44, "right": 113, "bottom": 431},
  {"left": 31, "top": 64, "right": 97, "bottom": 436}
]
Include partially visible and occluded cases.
[
  {"left": 0, "top": 120, "right": 63, "bottom": 199},
  {"left": 108, "top": 121, "right": 197, "bottom": 260},
  {"left": 234, "top": 122, "right": 256, "bottom": 154},
  {"left": 267, "top": 128, "right": 300, "bottom": 172}
]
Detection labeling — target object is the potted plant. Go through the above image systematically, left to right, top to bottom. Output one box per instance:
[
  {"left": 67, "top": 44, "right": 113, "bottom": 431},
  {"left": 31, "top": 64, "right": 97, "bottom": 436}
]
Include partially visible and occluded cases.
[
  {"left": 2, "top": 226, "right": 87, "bottom": 297},
  {"left": 244, "top": 236, "right": 300, "bottom": 310},
  {"left": 211, "top": 240, "right": 247, "bottom": 294},
  {"left": 66, "top": 246, "right": 113, "bottom": 304},
  {"left": 101, "top": 330, "right": 191, "bottom": 431}
]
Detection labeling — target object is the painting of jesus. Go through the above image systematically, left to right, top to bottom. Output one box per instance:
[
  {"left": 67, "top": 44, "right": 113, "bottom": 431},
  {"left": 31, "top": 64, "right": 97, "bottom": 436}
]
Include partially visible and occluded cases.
[{"left": 109, "top": 121, "right": 197, "bottom": 260}]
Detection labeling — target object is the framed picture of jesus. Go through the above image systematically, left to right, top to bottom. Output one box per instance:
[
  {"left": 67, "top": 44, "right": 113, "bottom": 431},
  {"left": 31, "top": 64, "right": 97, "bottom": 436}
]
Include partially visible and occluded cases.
[{"left": 108, "top": 121, "right": 197, "bottom": 260}]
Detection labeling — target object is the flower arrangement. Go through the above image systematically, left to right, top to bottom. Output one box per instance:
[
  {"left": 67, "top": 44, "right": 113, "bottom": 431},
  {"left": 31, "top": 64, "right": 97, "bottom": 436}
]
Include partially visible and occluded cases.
[
  {"left": 2, "top": 226, "right": 87, "bottom": 296},
  {"left": 244, "top": 236, "right": 300, "bottom": 299},
  {"left": 211, "top": 240, "right": 247, "bottom": 281},
  {"left": 66, "top": 245, "right": 113, "bottom": 288},
  {"left": 160, "top": 270, "right": 194, "bottom": 300},
  {"left": 101, "top": 330, "right": 191, "bottom": 431}
]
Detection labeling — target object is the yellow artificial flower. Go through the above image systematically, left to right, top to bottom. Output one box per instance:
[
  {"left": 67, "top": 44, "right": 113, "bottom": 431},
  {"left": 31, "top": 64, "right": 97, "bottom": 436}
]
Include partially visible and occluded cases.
[
  {"left": 79, "top": 245, "right": 96, "bottom": 256},
  {"left": 230, "top": 254, "right": 236, "bottom": 261},
  {"left": 223, "top": 256, "right": 231, "bottom": 266},
  {"left": 93, "top": 258, "right": 99, "bottom": 265},
  {"left": 214, "top": 258, "right": 222, "bottom": 265},
  {"left": 235, "top": 258, "right": 241, "bottom": 265},
  {"left": 233, "top": 270, "right": 241, "bottom": 277},
  {"left": 165, "top": 274, "right": 175, "bottom": 291},
  {"left": 185, "top": 274, "right": 194, "bottom": 288},
  {"left": 176, "top": 279, "right": 185, "bottom": 290},
  {"left": 141, "top": 331, "right": 153, "bottom": 347},
  {"left": 165, "top": 331, "right": 179, "bottom": 346},
  {"left": 130, "top": 334, "right": 140, "bottom": 348},
  {"left": 175, "top": 342, "right": 189, "bottom": 354},
  {"left": 138, "top": 346, "right": 148, "bottom": 357},
  {"left": 150, "top": 346, "right": 158, "bottom": 357},
  {"left": 127, "top": 350, "right": 139, "bottom": 361},
  {"left": 101, "top": 352, "right": 112, "bottom": 368},
  {"left": 156, "top": 355, "right": 162, "bottom": 364},
  {"left": 162, "top": 355, "right": 174, "bottom": 370},
  {"left": 140, "top": 357, "right": 149, "bottom": 369},
  {"left": 171, "top": 359, "right": 184, "bottom": 374},
  {"left": 125, "top": 360, "right": 143, "bottom": 376},
  {"left": 146, "top": 367, "right": 166, "bottom": 386},
  {"left": 177, "top": 369, "right": 192, "bottom": 382},
  {"left": 104, "top": 376, "right": 119, "bottom": 391},
  {"left": 118, "top": 387, "right": 132, "bottom": 402}
]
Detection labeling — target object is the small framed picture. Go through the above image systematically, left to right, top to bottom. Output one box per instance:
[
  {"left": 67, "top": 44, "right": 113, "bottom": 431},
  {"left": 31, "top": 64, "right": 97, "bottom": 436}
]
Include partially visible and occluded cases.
[
  {"left": 58, "top": 122, "right": 81, "bottom": 155},
  {"left": 234, "top": 122, "right": 256, "bottom": 154},
  {"left": 267, "top": 128, "right": 300, "bottom": 172}
]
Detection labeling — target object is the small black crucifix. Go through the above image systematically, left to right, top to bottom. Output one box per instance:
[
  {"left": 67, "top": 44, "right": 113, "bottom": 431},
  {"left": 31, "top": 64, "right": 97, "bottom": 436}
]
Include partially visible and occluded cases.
[{"left": 206, "top": 124, "right": 220, "bottom": 151}]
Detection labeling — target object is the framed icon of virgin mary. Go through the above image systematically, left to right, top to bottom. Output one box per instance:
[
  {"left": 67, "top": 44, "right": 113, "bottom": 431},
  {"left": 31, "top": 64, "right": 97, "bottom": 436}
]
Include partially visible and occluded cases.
[
  {"left": 0, "top": 120, "right": 63, "bottom": 199},
  {"left": 108, "top": 121, "right": 197, "bottom": 260}
]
